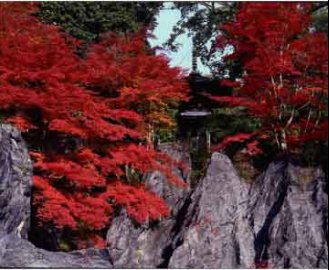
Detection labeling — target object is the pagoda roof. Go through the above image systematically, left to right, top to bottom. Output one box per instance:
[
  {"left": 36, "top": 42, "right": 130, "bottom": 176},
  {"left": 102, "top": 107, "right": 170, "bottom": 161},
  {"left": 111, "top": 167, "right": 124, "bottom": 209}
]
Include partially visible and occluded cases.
[{"left": 180, "top": 110, "right": 212, "bottom": 117}]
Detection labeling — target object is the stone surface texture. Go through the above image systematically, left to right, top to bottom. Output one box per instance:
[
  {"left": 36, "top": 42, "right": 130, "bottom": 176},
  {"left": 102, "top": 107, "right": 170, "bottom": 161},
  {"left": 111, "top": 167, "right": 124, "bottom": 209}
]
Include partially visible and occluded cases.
[
  {"left": 0, "top": 124, "right": 32, "bottom": 238},
  {"left": 0, "top": 124, "right": 328, "bottom": 268},
  {"left": 0, "top": 124, "right": 112, "bottom": 268},
  {"left": 106, "top": 143, "right": 192, "bottom": 268},
  {"left": 107, "top": 151, "right": 328, "bottom": 269},
  {"left": 168, "top": 152, "right": 255, "bottom": 268},
  {"left": 248, "top": 160, "right": 328, "bottom": 268},
  {"left": 0, "top": 233, "right": 112, "bottom": 268}
]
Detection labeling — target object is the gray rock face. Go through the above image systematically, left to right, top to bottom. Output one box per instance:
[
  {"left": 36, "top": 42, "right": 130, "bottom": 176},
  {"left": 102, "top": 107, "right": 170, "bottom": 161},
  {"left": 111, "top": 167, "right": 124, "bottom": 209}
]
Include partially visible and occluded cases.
[
  {"left": 0, "top": 124, "right": 32, "bottom": 239},
  {"left": 0, "top": 124, "right": 112, "bottom": 268},
  {"left": 1, "top": 124, "right": 327, "bottom": 269},
  {"left": 107, "top": 143, "right": 191, "bottom": 268},
  {"left": 145, "top": 143, "right": 191, "bottom": 215},
  {"left": 106, "top": 150, "right": 328, "bottom": 269},
  {"left": 168, "top": 152, "right": 255, "bottom": 268},
  {"left": 248, "top": 160, "right": 328, "bottom": 268},
  {"left": 107, "top": 212, "right": 174, "bottom": 268},
  {"left": 0, "top": 233, "right": 112, "bottom": 268}
]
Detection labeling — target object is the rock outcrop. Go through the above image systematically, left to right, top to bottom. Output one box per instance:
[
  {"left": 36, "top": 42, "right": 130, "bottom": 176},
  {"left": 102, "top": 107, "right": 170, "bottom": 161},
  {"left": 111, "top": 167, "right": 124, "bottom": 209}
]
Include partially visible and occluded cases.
[
  {"left": 0, "top": 124, "right": 32, "bottom": 238},
  {"left": 0, "top": 124, "right": 112, "bottom": 268},
  {"left": 1, "top": 124, "right": 327, "bottom": 268},
  {"left": 106, "top": 143, "right": 191, "bottom": 268},
  {"left": 106, "top": 151, "right": 255, "bottom": 268},
  {"left": 107, "top": 151, "right": 328, "bottom": 269},
  {"left": 168, "top": 153, "right": 255, "bottom": 268},
  {"left": 248, "top": 160, "right": 328, "bottom": 268},
  {"left": 0, "top": 233, "right": 112, "bottom": 268}
]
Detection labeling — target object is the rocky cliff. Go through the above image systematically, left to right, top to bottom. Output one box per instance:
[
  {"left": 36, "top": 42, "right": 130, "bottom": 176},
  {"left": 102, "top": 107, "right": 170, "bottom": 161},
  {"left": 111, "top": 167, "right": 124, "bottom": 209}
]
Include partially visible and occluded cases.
[
  {"left": 0, "top": 124, "right": 328, "bottom": 268},
  {"left": 0, "top": 124, "right": 113, "bottom": 268},
  {"left": 0, "top": 124, "right": 32, "bottom": 238},
  {"left": 106, "top": 152, "right": 328, "bottom": 268},
  {"left": 249, "top": 160, "right": 328, "bottom": 268}
]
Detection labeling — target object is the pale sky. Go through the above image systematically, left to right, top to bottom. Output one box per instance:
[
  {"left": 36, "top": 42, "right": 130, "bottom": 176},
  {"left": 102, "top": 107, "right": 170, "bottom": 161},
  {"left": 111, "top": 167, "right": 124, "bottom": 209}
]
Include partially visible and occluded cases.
[{"left": 148, "top": 2, "right": 211, "bottom": 75}]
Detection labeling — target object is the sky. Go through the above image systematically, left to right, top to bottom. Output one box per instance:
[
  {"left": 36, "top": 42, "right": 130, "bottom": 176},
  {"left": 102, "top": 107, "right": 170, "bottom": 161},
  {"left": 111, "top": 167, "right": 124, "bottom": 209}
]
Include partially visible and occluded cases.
[{"left": 148, "top": 2, "right": 211, "bottom": 75}]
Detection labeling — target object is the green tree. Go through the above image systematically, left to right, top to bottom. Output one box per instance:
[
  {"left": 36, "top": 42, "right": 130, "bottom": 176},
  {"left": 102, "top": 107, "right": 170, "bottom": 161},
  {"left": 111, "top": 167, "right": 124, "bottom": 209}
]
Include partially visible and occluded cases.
[
  {"left": 37, "top": 1, "right": 163, "bottom": 42},
  {"left": 165, "top": 2, "right": 237, "bottom": 74},
  {"left": 166, "top": 2, "right": 328, "bottom": 76},
  {"left": 312, "top": 4, "right": 328, "bottom": 35}
]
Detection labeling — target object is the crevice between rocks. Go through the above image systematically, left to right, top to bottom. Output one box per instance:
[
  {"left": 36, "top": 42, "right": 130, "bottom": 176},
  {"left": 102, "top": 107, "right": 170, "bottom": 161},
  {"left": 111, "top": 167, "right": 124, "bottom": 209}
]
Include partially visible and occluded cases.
[
  {"left": 253, "top": 165, "right": 289, "bottom": 265},
  {"left": 157, "top": 188, "right": 201, "bottom": 268}
]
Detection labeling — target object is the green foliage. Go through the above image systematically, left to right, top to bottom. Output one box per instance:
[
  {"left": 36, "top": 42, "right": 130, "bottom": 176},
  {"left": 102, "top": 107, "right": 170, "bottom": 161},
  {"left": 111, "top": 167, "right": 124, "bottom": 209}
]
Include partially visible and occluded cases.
[
  {"left": 37, "top": 2, "right": 162, "bottom": 42},
  {"left": 165, "top": 2, "right": 237, "bottom": 74},
  {"left": 312, "top": 6, "right": 328, "bottom": 35},
  {"left": 208, "top": 108, "right": 261, "bottom": 144},
  {"left": 155, "top": 128, "right": 177, "bottom": 144},
  {"left": 189, "top": 142, "right": 210, "bottom": 188}
]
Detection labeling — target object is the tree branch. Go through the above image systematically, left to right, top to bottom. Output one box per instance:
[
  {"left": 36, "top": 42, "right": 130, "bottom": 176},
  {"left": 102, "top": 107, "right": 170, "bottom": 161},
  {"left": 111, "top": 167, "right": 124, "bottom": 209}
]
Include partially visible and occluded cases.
[{"left": 311, "top": 3, "right": 328, "bottom": 14}]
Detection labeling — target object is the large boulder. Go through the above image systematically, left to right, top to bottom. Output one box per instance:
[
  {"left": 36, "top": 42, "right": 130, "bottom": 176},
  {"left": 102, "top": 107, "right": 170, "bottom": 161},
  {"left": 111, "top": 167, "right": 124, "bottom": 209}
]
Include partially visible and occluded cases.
[
  {"left": 1, "top": 123, "right": 327, "bottom": 269},
  {"left": 0, "top": 124, "right": 32, "bottom": 238},
  {"left": 0, "top": 124, "right": 112, "bottom": 268},
  {"left": 106, "top": 143, "right": 191, "bottom": 268},
  {"left": 145, "top": 143, "right": 191, "bottom": 215},
  {"left": 107, "top": 151, "right": 328, "bottom": 269},
  {"left": 168, "top": 152, "right": 255, "bottom": 268},
  {"left": 248, "top": 160, "right": 328, "bottom": 268},
  {"left": 106, "top": 212, "right": 175, "bottom": 268},
  {"left": 0, "top": 233, "right": 112, "bottom": 268}
]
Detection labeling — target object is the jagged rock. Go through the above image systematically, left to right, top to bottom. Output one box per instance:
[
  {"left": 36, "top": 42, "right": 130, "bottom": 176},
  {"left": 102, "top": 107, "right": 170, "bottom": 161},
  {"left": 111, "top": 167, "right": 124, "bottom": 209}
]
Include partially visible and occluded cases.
[
  {"left": 2, "top": 123, "right": 327, "bottom": 269},
  {"left": 0, "top": 124, "right": 32, "bottom": 239},
  {"left": 0, "top": 124, "right": 112, "bottom": 268},
  {"left": 106, "top": 143, "right": 191, "bottom": 268},
  {"left": 145, "top": 143, "right": 191, "bottom": 215},
  {"left": 107, "top": 150, "right": 328, "bottom": 269},
  {"left": 168, "top": 152, "right": 255, "bottom": 268},
  {"left": 248, "top": 160, "right": 328, "bottom": 268},
  {"left": 106, "top": 212, "right": 174, "bottom": 268},
  {"left": 0, "top": 233, "right": 112, "bottom": 268}
]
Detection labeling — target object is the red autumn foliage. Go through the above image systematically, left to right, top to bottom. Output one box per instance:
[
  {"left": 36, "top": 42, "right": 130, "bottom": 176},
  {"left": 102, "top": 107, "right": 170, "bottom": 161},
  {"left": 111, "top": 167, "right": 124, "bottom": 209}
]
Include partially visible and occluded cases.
[
  {"left": 0, "top": 3, "right": 188, "bottom": 248},
  {"left": 213, "top": 3, "right": 328, "bottom": 153},
  {"left": 82, "top": 31, "right": 188, "bottom": 130},
  {"left": 220, "top": 79, "right": 241, "bottom": 88},
  {"left": 214, "top": 132, "right": 266, "bottom": 157},
  {"left": 214, "top": 132, "right": 257, "bottom": 151},
  {"left": 104, "top": 181, "right": 170, "bottom": 224}
]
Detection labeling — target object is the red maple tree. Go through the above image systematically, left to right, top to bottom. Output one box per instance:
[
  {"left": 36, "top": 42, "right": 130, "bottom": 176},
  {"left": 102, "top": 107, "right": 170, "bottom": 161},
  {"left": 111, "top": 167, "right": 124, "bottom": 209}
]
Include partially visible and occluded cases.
[
  {"left": 0, "top": 3, "right": 188, "bottom": 249},
  {"left": 213, "top": 3, "right": 328, "bottom": 155},
  {"left": 82, "top": 31, "right": 188, "bottom": 144}
]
